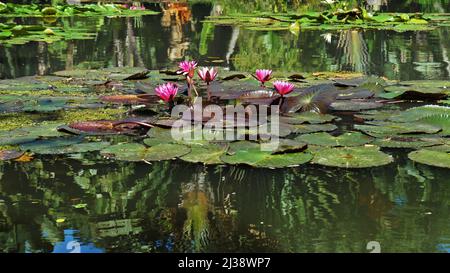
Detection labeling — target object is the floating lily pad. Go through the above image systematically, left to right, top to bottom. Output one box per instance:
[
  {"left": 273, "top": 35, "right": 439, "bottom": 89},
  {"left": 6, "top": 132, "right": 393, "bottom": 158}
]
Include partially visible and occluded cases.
[
  {"left": 280, "top": 84, "right": 337, "bottom": 113},
  {"left": 380, "top": 85, "right": 448, "bottom": 100},
  {"left": 330, "top": 100, "right": 384, "bottom": 111},
  {"left": 389, "top": 105, "right": 450, "bottom": 135},
  {"left": 354, "top": 109, "right": 402, "bottom": 121},
  {"left": 279, "top": 112, "right": 338, "bottom": 124},
  {"left": 355, "top": 121, "right": 442, "bottom": 136},
  {"left": 292, "top": 123, "right": 338, "bottom": 134},
  {"left": 295, "top": 132, "right": 373, "bottom": 147},
  {"left": 372, "top": 136, "right": 438, "bottom": 149},
  {"left": 19, "top": 137, "right": 84, "bottom": 154},
  {"left": 270, "top": 139, "right": 308, "bottom": 154},
  {"left": 44, "top": 141, "right": 111, "bottom": 154},
  {"left": 221, "top": 141, "right": 312, "bottom": 168},
  {"left": 100, "top": 143, "right": 190, "bottom": 162},
  {"left": 180, "top": 143, "right": 228, "bottom": 165},
  {"left": 311, "top": 146, "right": 393, "bottom": 168},
  {"left": 408, "top": 149, "right": 450, "bottom": 168}
]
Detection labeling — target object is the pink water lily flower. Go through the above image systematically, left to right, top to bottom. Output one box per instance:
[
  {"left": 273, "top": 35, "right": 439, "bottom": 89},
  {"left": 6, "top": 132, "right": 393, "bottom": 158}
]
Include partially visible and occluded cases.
[
  {"left": 130, "top": 5, "right": 146, "bottom": 10},
  {"left": 177, "top": 60, "right": 198, "bottom": 78},
  {"left": 197, "top": 67, "right": 218, "bottom": 85},
  {"left": 254, "top": 69, "right": 272, "bottom": 85},
  {"left": 273, "top": 81, "right": 295, "bottom": 96},
  {"left": 155, "top": 82, "right": 178, "bottom": 102}
]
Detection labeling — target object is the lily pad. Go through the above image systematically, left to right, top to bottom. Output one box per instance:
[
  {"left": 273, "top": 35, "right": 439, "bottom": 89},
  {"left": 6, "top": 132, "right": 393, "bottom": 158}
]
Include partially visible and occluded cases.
[
  {"left": 280, "top": 84, "right": 337, "bottom": 113},
  {"left": 380, "top": 85, "right": 448, "bottom": 100},
  {"left": 330, "top": 100, "right": 384, "bottom": 111},
  {"left": 389, "top": 105, "right": 450, "bottom": 135},
  {"left": 279, "top": 112, "right": 338, "bottom": 124},
  {"left": 355, "top": 121, "right": 442, "bottom": 136},
  {"left": 292, "top": 123, "right": 338, "bottom": 134},
  {"left": 295, "top": 132, "right": 373, "bottom": 147},
  {"left": 19, "top": 137, "right": 83, "bottom": 154},
  {"left": 372, "top": 137, "right": 438, "bottom": 149},
  {"left": 221, "top": 141, "right": 312, "bottom": 168},
  {"left": 100, "top": 143, "right": 190, "bottom": 162},
  {"left": 180, "top": 143, "right": 228, "bottom": 165},
  {"left": 311, "top": 146, "right": 393, "bottom": 168},
  {"left": 408, "top": 149, "right": 450, "bottom": 169}
]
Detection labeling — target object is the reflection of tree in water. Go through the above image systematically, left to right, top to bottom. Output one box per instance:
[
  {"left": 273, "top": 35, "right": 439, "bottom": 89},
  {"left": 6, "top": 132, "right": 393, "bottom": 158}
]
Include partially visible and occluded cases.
[
  {"left": 161, "top": 3, "right": 192, "bottom": 61},
  {"left": 337, "top": 30, "right": 370, "bottom": 73},
  {"left": 1, "top": 152, "right": 450, "bottom": 252}
]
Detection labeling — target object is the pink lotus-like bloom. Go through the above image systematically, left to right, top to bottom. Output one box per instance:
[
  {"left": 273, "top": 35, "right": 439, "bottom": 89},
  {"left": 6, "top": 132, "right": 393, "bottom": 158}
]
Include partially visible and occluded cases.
[
  {"left": 130, "top": 6, "right": 146, "bottom": 10},
  {"left": 177, "top": 60, "right": 198, "bottom": 78},
  {"left": 197, "top": 67, "right": 218, "bottom": 84},
  {"left": 255, "top": 69, "right": 272, "bottom": 85},
  {"left": 273, "top": 81, "right": 295, "bottom": 96},
  {"left": 155, "top": 83, "right": 178, "bottom": 102}
]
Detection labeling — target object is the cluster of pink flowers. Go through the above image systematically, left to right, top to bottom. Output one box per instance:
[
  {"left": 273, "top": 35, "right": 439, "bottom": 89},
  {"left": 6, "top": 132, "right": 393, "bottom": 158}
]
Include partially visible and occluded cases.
[
  {"left": 155, "top": 60, "right": 218, "bottom": 103},
  {"left": 154, "top": 61, "right": 296, "bottom": 103},
  {"left": 255, "top": 69, "right": 295, "bottom": 96}
]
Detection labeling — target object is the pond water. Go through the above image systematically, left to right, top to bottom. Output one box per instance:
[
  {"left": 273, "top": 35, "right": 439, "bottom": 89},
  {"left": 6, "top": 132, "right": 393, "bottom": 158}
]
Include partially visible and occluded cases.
[{"left": 0, "top": 1, "right": 450, "bottom": 253}]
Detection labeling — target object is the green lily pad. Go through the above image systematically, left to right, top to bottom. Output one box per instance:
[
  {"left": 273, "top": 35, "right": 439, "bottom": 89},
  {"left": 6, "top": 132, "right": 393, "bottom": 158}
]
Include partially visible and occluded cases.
[
  {"left": 380, "top": 85, "right": 448, "bottom": 100},
  {"left": 330, "top": 100, "right": 384, "bottom": 111},
  {"left": 389, "top": 105, "right": 450, "bottom": 135},
  {"left": 354, "top": 109, "right": 402, "bottom": 121},
  {"left": 279, "top": 112, "right": 338, "bottom": 124},
  {"left": 355, "top": 121, "right": 442, "bottom": 136},
  {"left": 292, "top": 123, "right": 338, "bottom": 134},
  {"left": 295, "top": 132, "right": 373, "bottom": 147},
  {"left": 372, "top": 136, "right": 438, "bottom": 149},
  {"left": 19, "top": 137, "right": 84, "bottom": 154},
  {"left": 100, "top": 143, "right": 190, "bottom": 162},
  {"left": 180, "top": 143, "right": 228, "bottom": 165},
  {"left": 311, "top": 146, "right": 393, "bottom": 168},
  {"left": 221, "top": 149, "right": 312, "bottom": 168},
  {"left": 408, "top": 149, "right": 450, "bottom": 169}
]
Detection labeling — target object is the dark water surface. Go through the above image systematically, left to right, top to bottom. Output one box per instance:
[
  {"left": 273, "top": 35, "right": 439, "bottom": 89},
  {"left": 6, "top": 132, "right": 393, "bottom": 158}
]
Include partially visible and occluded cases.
[{"left": 0, "top": 1, "right": 450, "bottom": 253}]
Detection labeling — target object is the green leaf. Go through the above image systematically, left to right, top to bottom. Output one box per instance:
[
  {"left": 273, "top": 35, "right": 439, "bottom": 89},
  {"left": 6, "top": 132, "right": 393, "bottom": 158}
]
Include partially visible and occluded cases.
[
  {"left": 295, "top": 132, "right": 373, "bottom": 147},
  {"left": 311, "top": 146, "right": 393, "bottom": 168},
  {"left": 408, "top": 149, "right": 450, "bottom": 169}
]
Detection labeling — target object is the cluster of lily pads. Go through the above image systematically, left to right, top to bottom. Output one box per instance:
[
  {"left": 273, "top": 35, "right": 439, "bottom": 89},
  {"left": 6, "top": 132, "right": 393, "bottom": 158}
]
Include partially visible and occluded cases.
[
  {"left": 0, "top": 2, "right": 158, "bottom": 45},
  {"left": 0, "top": 2, "right": 157, "bottom": 18},
  {"left": 203, "top": 6, "right": 450, "bottom": 32},
  {"left": 0, "top": 63, "right": 449, "bottom": 169}
]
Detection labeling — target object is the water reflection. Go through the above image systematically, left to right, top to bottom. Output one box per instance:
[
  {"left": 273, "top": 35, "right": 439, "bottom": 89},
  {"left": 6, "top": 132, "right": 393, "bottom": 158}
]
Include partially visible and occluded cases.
[
  {"left": 1, "top": 3, "right": 449, "bottom": 80},
  {"left": 0, "top": 150, "right": 449, "bottom": 253}
]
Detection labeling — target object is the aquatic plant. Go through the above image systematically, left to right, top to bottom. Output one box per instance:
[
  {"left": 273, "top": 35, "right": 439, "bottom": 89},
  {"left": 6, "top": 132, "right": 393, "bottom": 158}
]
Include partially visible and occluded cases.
[
  {"left": 178, "top": 60, "right": 198, "bottom": 96},
  {"left": 178, "top": 60, "right": 198, "bottom": 78},
  {"left": 1, "top": 67, "right": 449, "bottom": 169},
  {"left": 197, "top": 67, "right": 218, "bottom": 85},
  {"left": 254, "top": 69, "right": 272, "bottom": 86},
  {"left": 273, "top": 81, "right": 295, "bottom": 97},
  {"left": 154, "top": 83, "right": 178, "bottom": 103}
]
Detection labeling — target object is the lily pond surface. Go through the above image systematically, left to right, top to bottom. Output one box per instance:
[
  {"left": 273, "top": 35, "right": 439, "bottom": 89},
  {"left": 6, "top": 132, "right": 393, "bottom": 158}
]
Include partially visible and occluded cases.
[{"left": 1, "top": 1, "right": 450, "bottom": 253}]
